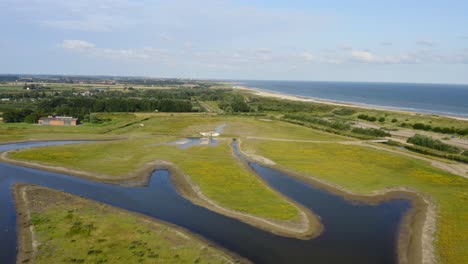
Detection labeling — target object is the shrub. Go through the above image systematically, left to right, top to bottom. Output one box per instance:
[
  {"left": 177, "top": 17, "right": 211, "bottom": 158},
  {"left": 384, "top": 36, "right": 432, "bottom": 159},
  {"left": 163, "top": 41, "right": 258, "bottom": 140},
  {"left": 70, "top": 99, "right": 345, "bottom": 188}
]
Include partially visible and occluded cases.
[
  {"left": 332, "top": 108, "right": 355, "bottom": 116},
  {"left": 284, "top": 113, "right": 350, "bottom": 131},
  {"left": 357, "top": 114, "right": 377, "bottom": 122},
  {"left": 413, "top": 123, "right": 432, "bottom": 131},
  {"left": 351, "top": 127, "right": 391, "bottom": 137},
  {"left": 407, "top": 134, "right": 460, "bottom": 153}
]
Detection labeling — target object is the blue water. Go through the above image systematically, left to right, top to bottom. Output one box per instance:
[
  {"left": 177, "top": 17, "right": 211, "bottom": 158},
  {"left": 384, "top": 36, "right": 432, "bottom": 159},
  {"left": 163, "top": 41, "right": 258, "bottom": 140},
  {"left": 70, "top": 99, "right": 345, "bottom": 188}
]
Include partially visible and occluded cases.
[
  {"left": 236, "top": 80, "right": 468, "bottom": 117},
  {"left": 0, "top": 141, "right": 413, "bottom": 264}
]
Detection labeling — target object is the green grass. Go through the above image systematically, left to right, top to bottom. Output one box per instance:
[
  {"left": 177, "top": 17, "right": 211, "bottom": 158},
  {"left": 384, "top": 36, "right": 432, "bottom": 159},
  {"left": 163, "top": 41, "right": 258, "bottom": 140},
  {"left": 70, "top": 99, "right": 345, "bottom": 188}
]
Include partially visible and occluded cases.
[
  {"left": 202, "top": 101, "right": 223, "bottom": 112},
  {"left": 350, "top": 109, "right": 468, "bottom": 131},
  {"left": 0, "top": 113, "right": 145, "bottom": 142},
  {"left": 5, "top": 114, "right": 347, "bottom": 221},
  {"left": 7, "top": 114, "right": 346, "bottom": 222},
  {"left": 9, "top": 114, "right": 467, "bottom": 262},
  {"left": 221, "top": 117, "right": 348, "bottom": 141},
  {"left": 9, "top": 130, "right": 301, "bottom": 221},
  {"left": 243, "top": 139, "right": 468, "bottom": 264},
  {"left": 24, "top": 186, "right": 233, "bottom": 264}
]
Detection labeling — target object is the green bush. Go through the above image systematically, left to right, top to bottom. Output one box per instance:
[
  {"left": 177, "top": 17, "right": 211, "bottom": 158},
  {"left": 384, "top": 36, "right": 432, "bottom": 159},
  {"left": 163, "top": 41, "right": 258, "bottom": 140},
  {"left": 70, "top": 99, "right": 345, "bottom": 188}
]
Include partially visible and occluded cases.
[
  {"left": 332, "top": 108, "right": 355, "bottom": 116},
  {"left": 284, "top": 113, "right": 350, "bottom": 131},
  {"left": 357, "top": 114, "right": 377, "bottom": 122},
  {"left": 351, "top": 127, "right": 391, "bottom": 137},
  {"left": 407, "top": 134, "right": 460, "bottom": 153}
]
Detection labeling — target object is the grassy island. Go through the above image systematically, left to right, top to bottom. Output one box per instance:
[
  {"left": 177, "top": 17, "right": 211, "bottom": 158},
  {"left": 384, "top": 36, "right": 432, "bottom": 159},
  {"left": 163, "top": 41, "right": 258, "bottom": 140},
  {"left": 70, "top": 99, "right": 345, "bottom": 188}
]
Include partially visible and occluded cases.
[{"left": 14, "top": 184, "right": 242, "bottom": 264}]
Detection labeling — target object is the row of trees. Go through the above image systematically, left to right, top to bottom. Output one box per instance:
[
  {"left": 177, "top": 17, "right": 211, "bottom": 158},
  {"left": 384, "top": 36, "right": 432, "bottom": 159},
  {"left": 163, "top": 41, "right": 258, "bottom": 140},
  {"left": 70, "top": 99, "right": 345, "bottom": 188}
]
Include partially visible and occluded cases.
[
  {"left": 218, "top": 94, "right": 250, "bottom": 113},
  {"left": 37, "top": 97, "right": 194, "bottom": 114},
  {"left": 1, "top": 98, "right": 196, "bottom": 124},
  {"left": 1, "top": 109, "right": 40, "bottom": 123},
  {"left": 284, "top": 113, "right": 351, "bottom": 131},
  {"left": 284, "top": 113, "right": 393, "bottom": 138},
  {"left": 357, "top": 114, "right": 377, "bottom": 122},
  {"left": 357, "top": 114, "right": 386, "bottom": 123},
  {"left": 410, "top": 123, "right": 468, "bottom": 136},
  {"left": 351, "top": 127, "right": 391, "bottom": 137},
  {"left": 407, "top": 134, "right": 460, "bottom": 153}
]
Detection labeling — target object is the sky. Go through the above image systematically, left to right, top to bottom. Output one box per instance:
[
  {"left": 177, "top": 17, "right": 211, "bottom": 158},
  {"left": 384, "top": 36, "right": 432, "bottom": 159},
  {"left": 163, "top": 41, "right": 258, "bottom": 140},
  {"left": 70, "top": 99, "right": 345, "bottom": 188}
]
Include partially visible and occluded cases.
[{"left": 1, "top": 0, "right": 467, "bottom": 83}]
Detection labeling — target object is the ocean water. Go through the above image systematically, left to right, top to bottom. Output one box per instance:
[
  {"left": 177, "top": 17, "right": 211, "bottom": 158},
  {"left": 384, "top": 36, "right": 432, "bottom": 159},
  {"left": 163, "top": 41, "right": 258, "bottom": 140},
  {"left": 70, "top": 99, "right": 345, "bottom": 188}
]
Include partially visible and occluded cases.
[{"left": 236, "top": 80, "right": 468, "bottom": 117}]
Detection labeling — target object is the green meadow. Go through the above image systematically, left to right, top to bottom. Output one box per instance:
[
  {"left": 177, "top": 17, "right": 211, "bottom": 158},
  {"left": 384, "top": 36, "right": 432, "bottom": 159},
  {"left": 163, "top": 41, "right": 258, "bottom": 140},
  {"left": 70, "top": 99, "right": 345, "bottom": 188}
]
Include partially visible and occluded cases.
[
  {"left": 5, "top": 113, "right": 468, "bottom": 263},
  {"left": 8, "top": 114, "right": 341, "bottom": 222},
  {"left": 243, "top": 139, "right": 468, "bottom": 264},
  {"left": 21, "top": 186, "right": 235, "bottom": 264}
]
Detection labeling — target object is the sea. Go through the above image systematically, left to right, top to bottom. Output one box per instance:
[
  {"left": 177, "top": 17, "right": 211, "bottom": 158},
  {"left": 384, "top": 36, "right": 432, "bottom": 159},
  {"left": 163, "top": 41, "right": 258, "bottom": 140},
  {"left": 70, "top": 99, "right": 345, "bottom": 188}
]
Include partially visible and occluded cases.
[{"left": 234, "top": 80, "right": 468, "bottom": 118}]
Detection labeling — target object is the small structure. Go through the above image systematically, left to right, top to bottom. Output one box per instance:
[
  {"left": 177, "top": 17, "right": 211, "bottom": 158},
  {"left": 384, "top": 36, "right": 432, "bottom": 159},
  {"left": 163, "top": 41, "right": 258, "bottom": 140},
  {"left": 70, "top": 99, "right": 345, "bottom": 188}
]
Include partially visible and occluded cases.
[
  {"left": 38, "top": 116, "right": 78, "bottom": 126},
  {"left": 200, "top": 131, "right": 220, "bottom": 137}
]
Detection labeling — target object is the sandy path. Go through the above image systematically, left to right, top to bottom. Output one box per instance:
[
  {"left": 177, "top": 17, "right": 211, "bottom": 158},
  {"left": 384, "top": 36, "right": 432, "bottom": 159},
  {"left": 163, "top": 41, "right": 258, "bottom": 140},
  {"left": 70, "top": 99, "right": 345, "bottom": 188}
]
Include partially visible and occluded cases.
[{"left": 245, "top": 136, "right": 468, "bottom": 179}]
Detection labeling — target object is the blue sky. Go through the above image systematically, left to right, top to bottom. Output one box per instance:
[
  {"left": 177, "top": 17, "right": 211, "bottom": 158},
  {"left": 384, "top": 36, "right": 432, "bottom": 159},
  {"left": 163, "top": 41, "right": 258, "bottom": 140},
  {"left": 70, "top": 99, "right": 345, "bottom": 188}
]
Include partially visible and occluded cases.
[{"left": 1, "top": 0, "right": 467, "bottom": 83}]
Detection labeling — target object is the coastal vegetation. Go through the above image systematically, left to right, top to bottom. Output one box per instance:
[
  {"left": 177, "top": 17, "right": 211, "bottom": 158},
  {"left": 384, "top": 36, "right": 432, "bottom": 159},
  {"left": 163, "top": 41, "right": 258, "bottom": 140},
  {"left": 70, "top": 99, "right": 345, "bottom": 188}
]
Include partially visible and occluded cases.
[
  {"left": 1, "top": 79, "right": 468, "bottom": 263},
  {"left": 357, "top": 114, "right": 377, "bottom": 122},
  {"left": 8, "top": 115, "right": 325, "bottom": 223},
  {"left": 411, "top": 123, "right": 468, "bottom": 136},
  {"left": 350, "top": 127, "right": 390, "bottom": 137},
  {"left": 407, "top": 134, "right": 460, "bottom": 153},
  {"left": 242, "top": 139, "right": 468, "bottom": 264},
  {"left": 15, "top": 185, "right": 238, "bottom": 264}
]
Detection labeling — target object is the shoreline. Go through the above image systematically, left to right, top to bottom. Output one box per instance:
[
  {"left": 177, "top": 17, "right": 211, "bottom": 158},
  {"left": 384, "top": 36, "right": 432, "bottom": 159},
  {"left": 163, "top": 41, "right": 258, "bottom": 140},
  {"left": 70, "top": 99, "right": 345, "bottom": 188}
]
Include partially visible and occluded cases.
[
  {"left": 234, "top": 85, "right": 468, "bottom": 121},
  {"left": 3, "top": 140, "right": 436, "bottom": 264},
  {"left": 236, "top": 140, "right": 436, "bottom": 264},
  {"left": 0, "top": 142, "right": 318, "bottom": 240},
  {"left": 13, "top": 184, "right": 249, "bottom": 264}
]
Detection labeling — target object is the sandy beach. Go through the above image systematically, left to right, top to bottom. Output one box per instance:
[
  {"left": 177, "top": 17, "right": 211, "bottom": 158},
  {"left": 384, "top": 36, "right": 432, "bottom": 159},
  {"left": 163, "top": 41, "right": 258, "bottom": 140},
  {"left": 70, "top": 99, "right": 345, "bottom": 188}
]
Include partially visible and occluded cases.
[{"left": 234, "top": 85, "right": 468, "bottom": 122}]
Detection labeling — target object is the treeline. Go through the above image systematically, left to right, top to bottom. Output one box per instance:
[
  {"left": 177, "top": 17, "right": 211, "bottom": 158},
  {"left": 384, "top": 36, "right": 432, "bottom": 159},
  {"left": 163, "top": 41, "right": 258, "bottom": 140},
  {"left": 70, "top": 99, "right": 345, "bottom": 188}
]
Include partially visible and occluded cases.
[
  {"left": 0, "top": 87, "right": 237, "bottom": 123},
  {"left": 219, "top": 94, "right": 250, "bottom": 113},
  {"left": 38, "top": 97, "right": 195, "bottom": 116},
  {"left": 248, "top": 97, "right": 333, "bottom": 113},
  {"left": 1, "top": 98, "right": 196, "bottom": 123},
  {"left": 332, "top": 108, "right": 355, "bottom": 116},
  {"left": 1, "top": 109, "right": 37, "bottom": 123},
  {"left": 284, "top": 113, "right": 351, "bottom": 130},
  {"left": 284, "top": 113, "right": 392, "bottom": 138},
  {"left": 357, "top": 114, "right": 377, "bottom": 122},
  {"left": 357, "top": 114, "right": 386, "bottom": 123},
  {"left": 407, "top": 123, "right": 468, "bottom": 136},
  {"left": 351, "top": 127, "right": 390, "bottom": 137},
  {"left": 407, "top": 134, "right": 460, "bottom": 153},
  {"left": 386, "top": 140, "right": 468, "bottom": 164}
]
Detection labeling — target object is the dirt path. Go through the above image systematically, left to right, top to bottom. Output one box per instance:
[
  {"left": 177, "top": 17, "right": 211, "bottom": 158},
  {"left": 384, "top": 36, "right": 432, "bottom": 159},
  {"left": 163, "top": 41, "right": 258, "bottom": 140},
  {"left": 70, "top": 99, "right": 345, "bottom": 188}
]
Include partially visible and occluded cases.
[
  {"left": 354, "top": 121, "right": 468, "bottom": 151},
  {"left": 246, "top": 136, "right": 468, "bottom": 179},
  {"left": 246, "top": 136, "right": 387, "bottom": 144},
  {"left": 356, "top": 142, "right": 468, "bottom": 178}
]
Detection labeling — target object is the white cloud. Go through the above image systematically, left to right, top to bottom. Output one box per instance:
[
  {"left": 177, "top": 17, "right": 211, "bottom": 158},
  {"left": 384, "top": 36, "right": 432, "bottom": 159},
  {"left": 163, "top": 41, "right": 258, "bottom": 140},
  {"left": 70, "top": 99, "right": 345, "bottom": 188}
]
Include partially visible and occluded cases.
[
  {"left": 42, "top": 15, "right": 128, "bottom": 32},
  {"left": 416, "top": 39, "right": 435, "bottom": 46},
  {"left": 59, "top": 40, "right": 166, "bottom": 60},
  {"left": 60, "top": 40, "right": 95, "bottom": 50},
  {"left": 255, "top": 48, "right": 273, "bottom": 54},
  {"left": 351, "top": 50, "right": 377, "bottom": 62},
  {"left": 301, "top": 52, "right": 315, "bottom": 62}
]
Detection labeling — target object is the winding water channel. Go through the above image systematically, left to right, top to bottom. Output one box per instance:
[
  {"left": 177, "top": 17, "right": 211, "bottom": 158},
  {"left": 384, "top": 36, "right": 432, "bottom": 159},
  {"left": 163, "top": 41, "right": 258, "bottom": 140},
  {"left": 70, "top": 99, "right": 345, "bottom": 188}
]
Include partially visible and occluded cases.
[{"left": 0, "top": 141, "right": 412, "bottom": 264}]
